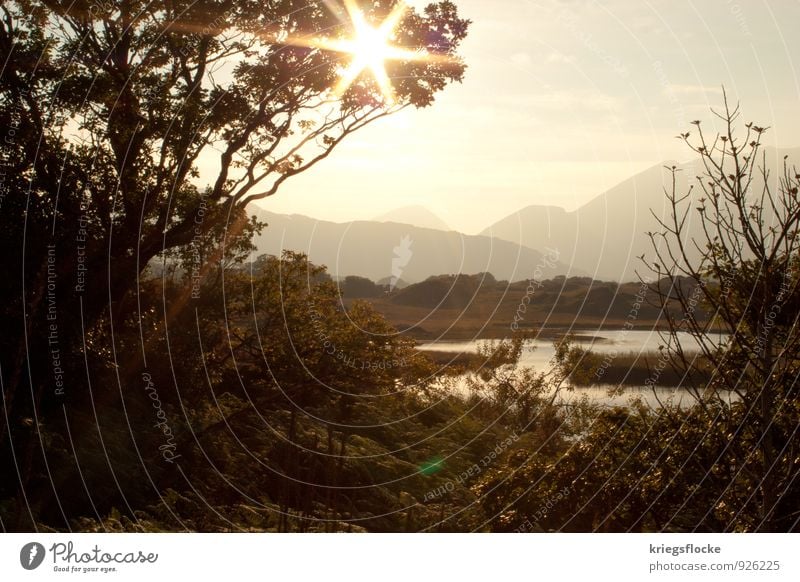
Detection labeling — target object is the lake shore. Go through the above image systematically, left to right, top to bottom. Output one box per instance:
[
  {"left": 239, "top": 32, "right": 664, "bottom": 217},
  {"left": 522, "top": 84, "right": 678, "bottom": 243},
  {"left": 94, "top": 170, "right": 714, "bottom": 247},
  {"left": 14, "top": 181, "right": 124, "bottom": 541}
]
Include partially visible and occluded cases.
[{"left": 416, "top": 329, "right": 719, "bottom": 388}]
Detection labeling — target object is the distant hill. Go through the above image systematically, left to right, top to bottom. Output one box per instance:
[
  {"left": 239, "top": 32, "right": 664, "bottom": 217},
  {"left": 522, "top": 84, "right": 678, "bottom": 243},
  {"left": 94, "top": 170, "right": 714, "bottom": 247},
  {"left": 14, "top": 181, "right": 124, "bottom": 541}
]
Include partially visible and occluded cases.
[
  {"left": 482, "top": 147, "right": 800, "bottom": 281},
  {"left": 250, "top": 148, "right": 800, "bottom": 283},
  {"left": 482, "top": 163, "right": 688, "bottom": 282},
  {"left": 374, "top": 205, "right": 451, "bottom": 231},
  {"left": 250, "top": 210, "right": 577, "bottom": 284},
  {"left": 391, "top": 273, "right": 498, "bottom": 309},
  {"left": 363, "top": 276, "right": 671, "bottom": 340},
  {"left": 376, "top": 276, "right": 409, "bottom": 289}
]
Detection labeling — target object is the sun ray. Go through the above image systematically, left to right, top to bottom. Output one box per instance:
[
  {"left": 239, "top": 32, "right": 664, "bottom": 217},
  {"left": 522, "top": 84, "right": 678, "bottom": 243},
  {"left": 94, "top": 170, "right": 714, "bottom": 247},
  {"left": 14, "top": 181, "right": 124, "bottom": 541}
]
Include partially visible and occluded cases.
[
  {"left": 343, "top": 0, "right": 363, "bottom": 22},
  {"left": 280, "top": 1, "right": 451, "bottom": 105},
  {"left": 378, "top": 1, "right": 409, "bottom": 36},
  {"left": 369, "top": 57, "right": 398, "bottom": 104}
]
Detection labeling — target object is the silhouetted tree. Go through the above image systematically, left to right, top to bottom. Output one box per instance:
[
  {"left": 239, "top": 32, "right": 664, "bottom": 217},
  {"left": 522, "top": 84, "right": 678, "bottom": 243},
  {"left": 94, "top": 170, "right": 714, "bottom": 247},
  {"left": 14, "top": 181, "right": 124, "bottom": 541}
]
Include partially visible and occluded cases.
[
  {"left": 0, "top": 0, "right": 468, "bottom": 528},
  {"left": 647, "top": 93, "right": 800, "bottom": 531}
]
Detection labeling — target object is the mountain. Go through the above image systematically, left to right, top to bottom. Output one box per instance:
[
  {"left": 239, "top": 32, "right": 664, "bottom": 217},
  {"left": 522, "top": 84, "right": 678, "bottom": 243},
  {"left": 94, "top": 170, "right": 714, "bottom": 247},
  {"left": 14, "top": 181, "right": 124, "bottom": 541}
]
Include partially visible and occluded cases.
[
  {"left": 482, "top": 147, "right": 800, "bottom": 281},
  {"left": 482, "top": 163, "right": 684, "bottom": 281},
  {"left": 374, "top": 205, "right": 451, "bottom": 231},
  {"left": 250, "top": 210, "right": 576, "bottom": 284}
]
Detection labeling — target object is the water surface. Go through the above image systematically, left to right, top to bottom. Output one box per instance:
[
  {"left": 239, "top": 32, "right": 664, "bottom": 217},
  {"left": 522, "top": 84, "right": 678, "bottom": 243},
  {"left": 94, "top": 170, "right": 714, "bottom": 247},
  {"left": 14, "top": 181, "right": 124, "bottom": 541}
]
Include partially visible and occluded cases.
[{"left": 420, "top": 330, "right": 730, "bottom": 408}]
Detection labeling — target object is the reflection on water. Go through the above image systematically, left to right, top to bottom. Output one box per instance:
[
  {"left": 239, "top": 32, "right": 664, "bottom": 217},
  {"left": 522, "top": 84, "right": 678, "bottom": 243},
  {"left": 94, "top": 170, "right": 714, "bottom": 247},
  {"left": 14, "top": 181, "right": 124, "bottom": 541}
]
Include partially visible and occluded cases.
[
  {"left": 420, "top": 330, "right": 732, "bottom": 408},
  {"left": 438, "top": 375, "right": 707, "bottom": 408}
]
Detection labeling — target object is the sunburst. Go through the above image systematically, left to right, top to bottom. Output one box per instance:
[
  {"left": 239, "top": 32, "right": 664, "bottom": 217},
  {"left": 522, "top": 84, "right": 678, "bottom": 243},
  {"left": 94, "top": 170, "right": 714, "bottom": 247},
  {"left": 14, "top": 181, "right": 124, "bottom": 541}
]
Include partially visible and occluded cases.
[{"left": 305, "top": 0, "right": 435, "bottom": 104}]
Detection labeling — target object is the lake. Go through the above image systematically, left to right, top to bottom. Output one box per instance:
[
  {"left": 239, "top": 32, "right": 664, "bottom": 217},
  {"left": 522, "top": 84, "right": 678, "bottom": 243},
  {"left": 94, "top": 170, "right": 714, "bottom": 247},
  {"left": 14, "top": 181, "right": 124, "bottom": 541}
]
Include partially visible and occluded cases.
[{"left": 418, "top": 329, "right": 730, "bottom": 408}]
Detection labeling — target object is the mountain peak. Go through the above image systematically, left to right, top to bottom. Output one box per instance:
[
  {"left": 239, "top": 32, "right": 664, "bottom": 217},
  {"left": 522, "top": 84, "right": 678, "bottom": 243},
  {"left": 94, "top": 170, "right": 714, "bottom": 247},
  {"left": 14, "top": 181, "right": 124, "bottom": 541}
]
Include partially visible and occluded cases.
[{"left": 374, "top": 205, "right": 450, "bottom": 231}]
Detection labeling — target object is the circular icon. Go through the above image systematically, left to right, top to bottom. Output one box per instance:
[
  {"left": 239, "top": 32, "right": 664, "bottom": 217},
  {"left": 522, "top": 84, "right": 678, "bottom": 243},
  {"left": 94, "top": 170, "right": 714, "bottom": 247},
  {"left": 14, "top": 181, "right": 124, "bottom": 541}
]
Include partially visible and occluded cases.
[{"left": 20, "top": 542, "right": 46, "bottom": 570}]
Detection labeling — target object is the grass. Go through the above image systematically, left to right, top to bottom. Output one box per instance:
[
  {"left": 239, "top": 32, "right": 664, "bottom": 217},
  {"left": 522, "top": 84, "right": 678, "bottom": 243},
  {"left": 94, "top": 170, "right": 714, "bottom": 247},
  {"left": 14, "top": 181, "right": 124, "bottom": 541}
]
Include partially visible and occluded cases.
[
  {"left": 346, "top": 279, "right": 671, "bottom": 341},
  {"left": 572, "top": 349, "right": 713, "bottom": 387}
]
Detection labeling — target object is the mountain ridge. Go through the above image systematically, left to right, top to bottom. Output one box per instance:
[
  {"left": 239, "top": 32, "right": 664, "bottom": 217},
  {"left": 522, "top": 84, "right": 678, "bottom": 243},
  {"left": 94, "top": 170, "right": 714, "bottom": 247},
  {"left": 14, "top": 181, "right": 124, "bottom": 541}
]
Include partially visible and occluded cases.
[
  {"left": 251, "top": 146, "right": 800, "bottom": 283},
  {"left": 482, "top": 146, "right": 800, "bottom": 280},
  {"left": 374, "top": 205, "right": 451, "bottom": 231},
  {"left": 250, "top": 209, "right": 579, "bottom": 284}
]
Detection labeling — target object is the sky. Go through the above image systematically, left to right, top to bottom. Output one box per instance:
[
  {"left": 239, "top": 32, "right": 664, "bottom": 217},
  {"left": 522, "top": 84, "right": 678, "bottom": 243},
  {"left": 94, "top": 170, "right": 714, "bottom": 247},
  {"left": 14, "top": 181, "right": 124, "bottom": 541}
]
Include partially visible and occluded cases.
[{"left": 253, "top": 0, "right": 800, "bottom": 234}]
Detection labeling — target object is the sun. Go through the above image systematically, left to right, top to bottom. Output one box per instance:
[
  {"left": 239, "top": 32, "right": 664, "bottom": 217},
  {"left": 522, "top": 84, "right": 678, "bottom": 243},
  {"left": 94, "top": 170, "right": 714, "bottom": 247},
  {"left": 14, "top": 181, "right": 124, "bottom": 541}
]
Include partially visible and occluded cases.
[{"left": 305, "top": 0, "right": 432, "bottom": 104}]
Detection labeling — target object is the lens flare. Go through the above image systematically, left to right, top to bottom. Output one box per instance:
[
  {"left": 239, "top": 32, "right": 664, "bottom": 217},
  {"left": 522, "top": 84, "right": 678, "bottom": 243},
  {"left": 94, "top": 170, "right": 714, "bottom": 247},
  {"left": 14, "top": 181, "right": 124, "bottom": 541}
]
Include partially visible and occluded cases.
[{"left": 299, "top": 1, "right": 441, "bottom": 104}]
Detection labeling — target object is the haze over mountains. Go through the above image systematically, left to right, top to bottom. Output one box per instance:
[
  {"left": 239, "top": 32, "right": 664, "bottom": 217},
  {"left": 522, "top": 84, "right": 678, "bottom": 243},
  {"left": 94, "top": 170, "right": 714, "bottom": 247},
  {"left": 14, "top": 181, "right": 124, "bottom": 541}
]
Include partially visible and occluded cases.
[
  {"left": 483, "top": 146, "right": 798, "bottom": 281},
  {"left": 252, "top": 147, "right": 799, "bottom": 283},
  {"left": 482, "top": 163, "right": 685, "bottom": 282},
  {"left": 374, "top": 205, "right": 451, "bottom": 231},
  {"left": 250, "top": 211, "right": 572, "bottom": 284}
]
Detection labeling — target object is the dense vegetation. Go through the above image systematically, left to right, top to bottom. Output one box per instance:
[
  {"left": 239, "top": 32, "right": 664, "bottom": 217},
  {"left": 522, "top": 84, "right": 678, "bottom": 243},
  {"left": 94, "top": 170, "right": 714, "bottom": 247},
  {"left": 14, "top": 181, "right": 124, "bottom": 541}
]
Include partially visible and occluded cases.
[
  {"left": 2, "top": 242, "right": 798, "bottom": 532},
  {"left": 364, "top": 273, "right": 672, "bottom": 339}
]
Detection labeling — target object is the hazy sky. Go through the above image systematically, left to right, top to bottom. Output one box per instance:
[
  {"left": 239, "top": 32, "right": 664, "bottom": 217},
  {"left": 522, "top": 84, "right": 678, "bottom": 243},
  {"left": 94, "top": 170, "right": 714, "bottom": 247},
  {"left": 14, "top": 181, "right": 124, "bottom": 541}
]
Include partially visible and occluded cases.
[{"left": 254, "top": 0, "right": 800, "bottom": 234}]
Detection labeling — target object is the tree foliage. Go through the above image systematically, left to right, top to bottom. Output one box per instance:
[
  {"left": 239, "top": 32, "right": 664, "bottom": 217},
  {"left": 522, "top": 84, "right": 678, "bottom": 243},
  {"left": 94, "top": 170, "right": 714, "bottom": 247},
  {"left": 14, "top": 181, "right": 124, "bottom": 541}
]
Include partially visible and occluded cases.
[
  {"left": 0, "top": 0, "right": 469, "bottom": 527},
  {"left": 646, "top": 95, "right": 800, "bottom": 531}
]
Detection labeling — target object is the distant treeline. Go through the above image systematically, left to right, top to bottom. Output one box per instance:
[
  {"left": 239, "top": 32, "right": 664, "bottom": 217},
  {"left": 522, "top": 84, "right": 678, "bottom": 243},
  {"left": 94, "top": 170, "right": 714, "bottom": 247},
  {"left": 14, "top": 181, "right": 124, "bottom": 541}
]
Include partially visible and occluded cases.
[{"left": 337, "top": 272, "right": 709, "bottom": 340}]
